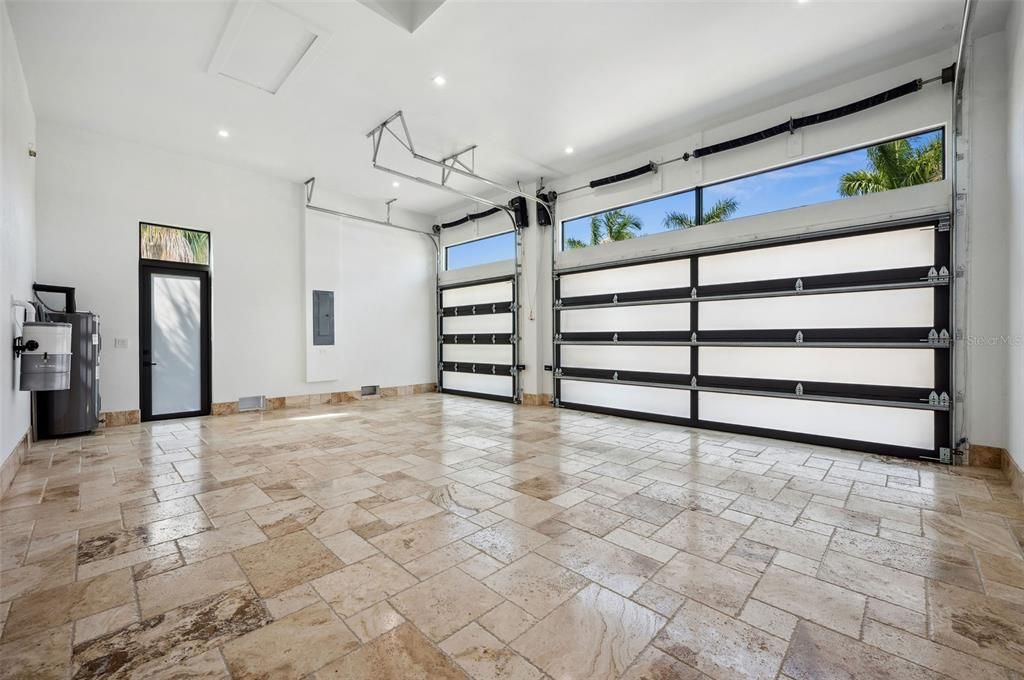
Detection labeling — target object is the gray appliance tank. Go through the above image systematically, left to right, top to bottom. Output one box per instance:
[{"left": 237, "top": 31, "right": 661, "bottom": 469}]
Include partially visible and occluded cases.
[{"left": 35, "top": 311, "right": 101, "bottom": 438}]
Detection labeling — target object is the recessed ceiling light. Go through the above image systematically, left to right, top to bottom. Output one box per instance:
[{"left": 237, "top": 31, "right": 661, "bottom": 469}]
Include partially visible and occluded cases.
[
  {"left": 796, "top": 0, "right": 810, "bottom": 4},
  {"left": 432, "top": 74, "right": 447, "bottom": 86},
  {"left": 218, "top": 129, "right": 230, "bottom": 138},
  {"left": 564, "top": 146, "right": 574, "bottom": 155},
  {"left": 392, "top": 181, "right": 400, "bottom": 188}
]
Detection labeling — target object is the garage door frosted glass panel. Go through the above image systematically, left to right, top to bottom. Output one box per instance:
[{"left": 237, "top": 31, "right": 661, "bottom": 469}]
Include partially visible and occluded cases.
[
  {"left": 700, "top": 228, "right": 935, "bottom": 285},
  {"left": 560, "top": 260, "right": 689, "bottom": 297},
  {"left": 442, "top": 281, "right": 513, "bottom": 307},
  {"left": 700, "top": 289, "right": 933, "bottom": 330},
  {"left": 561, "top": 304, "right": 691, "bottom": 332},
  {"left": 443, "top": 314, "right": 513, "bottom": 334},
  {"left": 442, "top": 344, "right": 513, "bottom": 364},
  {"left": 561, "top": 346, "right": 690, "bottom": 373},
  {"left": 700, "top": 347, "right": 934, "bottom": 387},
  {"left": 442, "top": 372, "right": 512, "bottom": 397},
  {"left": 561, "top": 380, "right": 690, "bottom": 418},
  {"left": 699, "top": 392, "right": 934, "bottom": 450}
]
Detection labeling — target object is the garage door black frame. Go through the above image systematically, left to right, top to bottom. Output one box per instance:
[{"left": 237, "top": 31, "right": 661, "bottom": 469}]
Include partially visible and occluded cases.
[{"left": 552, "top": 213, "right": 953, "bottom": 461}]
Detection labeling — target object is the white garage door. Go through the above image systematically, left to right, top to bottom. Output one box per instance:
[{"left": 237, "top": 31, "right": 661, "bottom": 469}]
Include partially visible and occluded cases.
[
  {"left": 553, "top": 216, "right": 953, "bottom": 461},
  {"left": 439, "top": 277, "right": 518, "bottom": 401}
]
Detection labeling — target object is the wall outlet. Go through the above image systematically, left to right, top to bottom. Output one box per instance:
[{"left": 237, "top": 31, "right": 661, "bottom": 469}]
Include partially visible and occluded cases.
[{"left": 113, "top": 337, "right": 129, "bottom": 349}]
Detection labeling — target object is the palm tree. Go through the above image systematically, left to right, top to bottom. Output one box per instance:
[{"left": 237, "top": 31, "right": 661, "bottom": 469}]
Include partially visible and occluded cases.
[
  {"left": 838, "top": 136, "right": 943, "bottom": 196},
  {"left": 663, "top": 197, "right": 739, "bottom": 229},
  {"left": 566, "top": 209, "right": 642, "bottom": 248},
  {"left": 141, "top": 224, "right": 209, "bottom": 264}
]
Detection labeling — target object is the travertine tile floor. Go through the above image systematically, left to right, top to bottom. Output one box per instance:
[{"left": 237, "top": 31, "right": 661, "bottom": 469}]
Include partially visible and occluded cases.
[{"left": 1, "top": 393, "right": 1023, "bottom": 679}]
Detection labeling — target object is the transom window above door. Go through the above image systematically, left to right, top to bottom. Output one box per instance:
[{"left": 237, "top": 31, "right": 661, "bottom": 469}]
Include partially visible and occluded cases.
[{"left": 140, "top": 223, "right": 211, "bottom": 265}]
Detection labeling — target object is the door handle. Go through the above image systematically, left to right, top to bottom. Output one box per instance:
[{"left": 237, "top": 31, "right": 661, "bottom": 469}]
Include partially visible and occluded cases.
[{"left": 144, "top": 361, "right": 158, "bottom": 366}]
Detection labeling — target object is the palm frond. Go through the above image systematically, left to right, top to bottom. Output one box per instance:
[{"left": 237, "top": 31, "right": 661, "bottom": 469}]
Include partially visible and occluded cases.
[
  {"left": 702, "top": 197, "right": 739, "bottom": 224},
  {"left": 663, "top": 211, "right": 695, "bottom": 229}
]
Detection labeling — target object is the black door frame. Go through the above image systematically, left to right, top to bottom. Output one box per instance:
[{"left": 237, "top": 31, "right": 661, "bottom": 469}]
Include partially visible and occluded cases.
[{"left": 139, "top": 260, "right": 212, "bottom": 421}]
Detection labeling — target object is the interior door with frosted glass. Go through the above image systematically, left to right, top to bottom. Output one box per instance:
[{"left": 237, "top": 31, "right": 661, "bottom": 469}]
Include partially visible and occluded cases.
[{"left": 140, "top": 265, "right": 211, "bottom": 420}]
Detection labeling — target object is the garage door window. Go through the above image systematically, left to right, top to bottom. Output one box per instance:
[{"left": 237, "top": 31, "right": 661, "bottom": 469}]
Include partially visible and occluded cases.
[
  {"left": 560, "top": 129, "right": 944, "bottom": 251},
  {"left": 446, "top": 231, "right": 515, "bottom": 270}
]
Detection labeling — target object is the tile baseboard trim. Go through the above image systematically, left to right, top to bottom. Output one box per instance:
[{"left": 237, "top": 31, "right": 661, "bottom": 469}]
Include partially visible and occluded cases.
[
  {"left": 213, "top": 383, "right": 438, "bottom": 415},
  {"left": 521, "top": 393, "right": 553, "bottom": 407},
  {"left": 99, "top": 410, "right": 142, "bottom": 428},
  {"left": 0, "top": 429, "right": 31, "bottom": 498},
  {"left": 968, "top": 444, "right": 1006, "bottom": 469},
  {"left": 1003, "top": 449, "right": 1024, "bottom": 503}
]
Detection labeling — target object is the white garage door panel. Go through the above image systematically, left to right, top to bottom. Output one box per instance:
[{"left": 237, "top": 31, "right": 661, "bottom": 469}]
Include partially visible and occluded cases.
[
  {"left": 700, "top": 228, "right": 935, "bottom": 285},
  {"left": 561, "top": 259, "right": 690, "bottom": 297},
  {"left": 442, "top": 281, "right": 513, "bottom": 306},
  {"left": 699, "top": 288, "right": 934, "bottom": 330},
  {"left": 561, "top": 304, "right": 691, "bottom": 332},
  {"left": 443, "top": 314, "right": 513, "bottom": 334},
  {"left": 443, "top": 344, "right": 514, "bottom": 364},
  {"left": 561, "top": 345, "right": 690, "bottom": 373},
  {"left": 700, "top": 347, "right": 934, "bottom": 387},
  {"left": 443, "top": 371, "right": 513, "bottom": 397},
  {"left": 561, "top": 380, "right": 690, "bottom": 418},
  {"left": 699, "top": 392, "right": 934, "bottom": 450}
]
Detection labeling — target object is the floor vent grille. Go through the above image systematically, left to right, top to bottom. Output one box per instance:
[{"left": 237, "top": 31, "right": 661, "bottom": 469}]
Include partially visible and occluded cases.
[{"left": 239, "top": 395, "right": 266, "bottom": 412}]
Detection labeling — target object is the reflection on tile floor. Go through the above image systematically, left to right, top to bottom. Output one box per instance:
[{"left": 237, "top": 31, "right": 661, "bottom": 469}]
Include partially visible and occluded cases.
[{"left": 1, "top": 393, "right": 1023, "bottom": 680}]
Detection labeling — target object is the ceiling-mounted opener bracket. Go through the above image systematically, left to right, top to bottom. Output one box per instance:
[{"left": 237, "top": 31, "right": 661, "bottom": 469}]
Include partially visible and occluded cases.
[
  {"left": 365, "top": 111, "right": 552, "bottom": 222},
  {"left": 440, "top": 144, "right": 477, "bottom": 186}
]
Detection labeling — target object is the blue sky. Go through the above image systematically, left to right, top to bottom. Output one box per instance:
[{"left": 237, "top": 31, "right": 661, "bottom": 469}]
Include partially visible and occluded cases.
[{"left": 447, "top": 130, "right": 942, "bottom": 268}]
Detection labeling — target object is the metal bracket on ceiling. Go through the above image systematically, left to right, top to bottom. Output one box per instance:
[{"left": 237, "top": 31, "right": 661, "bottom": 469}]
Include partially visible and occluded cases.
[
  {"left": 365, "top": 110, "right": 552, "bottom": 217},
  {"left": 441, "top": 145, "right": 477, "bottom": 186}
]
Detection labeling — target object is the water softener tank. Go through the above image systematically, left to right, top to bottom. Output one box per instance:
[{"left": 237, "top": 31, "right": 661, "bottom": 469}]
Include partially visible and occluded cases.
[{"left": 19, "top": 322, "right": 72, "bottom": 391}]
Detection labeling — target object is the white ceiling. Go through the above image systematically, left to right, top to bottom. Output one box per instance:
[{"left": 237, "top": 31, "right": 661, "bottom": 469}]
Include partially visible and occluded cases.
[{"left": 7, "top": 0, "right": 1006, "bottom": 216}]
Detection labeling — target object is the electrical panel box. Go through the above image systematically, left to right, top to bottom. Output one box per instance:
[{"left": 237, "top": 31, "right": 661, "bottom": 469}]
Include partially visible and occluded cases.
[{"left": 312, "top": 290, "right": 334, "bottom": 346}]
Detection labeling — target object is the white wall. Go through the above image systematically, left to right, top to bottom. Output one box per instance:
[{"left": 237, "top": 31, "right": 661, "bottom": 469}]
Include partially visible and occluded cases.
[
  {"left": 1, "top": 0, "right": 36, "bottom": 467},
  {"left": 1007, "top": 2, "right": 1024, "bottom": 471},
  {"left": 963, "top": 29, "right": 1010, "bottom": 451},
  {"left": 35, "top": 122, "right": 435, "bottom": 413},
  {"left": 303, "top": 197, "right": 435, "bottom": 390}
]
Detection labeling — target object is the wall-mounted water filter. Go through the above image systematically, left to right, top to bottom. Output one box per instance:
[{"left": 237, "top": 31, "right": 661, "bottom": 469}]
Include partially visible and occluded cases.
[{"left": 17, "top": 321, "right": 73, "bottom": 391}]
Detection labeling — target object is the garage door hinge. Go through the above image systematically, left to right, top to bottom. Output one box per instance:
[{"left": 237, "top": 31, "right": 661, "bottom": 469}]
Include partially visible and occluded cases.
[
  {"left": 936, "top": 219, "right": 951, "bottom": 232},
  {"left": 795, "top": 278, "right": 804, "bottom": 292},
  {"left": 554, "top": 368, "right": 563, "bottom": 378},
  {"left": 795, "top": 382, "right": 804, "bottom": 396},
  {"left": 938, "top": 447, "right": 952, "bottom": 464}
]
